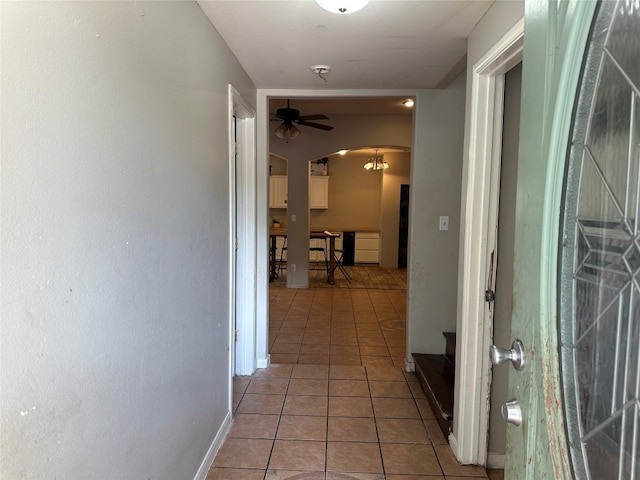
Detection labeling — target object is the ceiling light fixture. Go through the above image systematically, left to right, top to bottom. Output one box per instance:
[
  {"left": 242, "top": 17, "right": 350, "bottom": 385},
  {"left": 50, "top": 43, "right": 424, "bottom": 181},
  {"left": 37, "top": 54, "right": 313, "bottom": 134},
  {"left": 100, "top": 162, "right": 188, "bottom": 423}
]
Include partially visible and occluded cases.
[
  {"left": 315, "top": 0, "right": 370, "bottom": 14},
  {"left": 403, "top": 99, "right": 415, "bottom": 107},
  {"left": 274, "top": 122, "right": 301, "bottom": 141},
  {"left": 338, "top": 149, "right": 348, "bottom": 155},
  {"left": 364, "top": 149, "right": 389, "bottom": 171}
]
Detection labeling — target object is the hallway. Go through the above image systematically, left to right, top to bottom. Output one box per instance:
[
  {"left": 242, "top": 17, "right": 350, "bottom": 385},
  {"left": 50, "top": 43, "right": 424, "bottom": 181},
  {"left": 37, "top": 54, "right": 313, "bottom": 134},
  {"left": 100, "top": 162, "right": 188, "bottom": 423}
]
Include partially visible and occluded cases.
[{"left": 208, "top": 287, "right": 503, "bottom": 480}]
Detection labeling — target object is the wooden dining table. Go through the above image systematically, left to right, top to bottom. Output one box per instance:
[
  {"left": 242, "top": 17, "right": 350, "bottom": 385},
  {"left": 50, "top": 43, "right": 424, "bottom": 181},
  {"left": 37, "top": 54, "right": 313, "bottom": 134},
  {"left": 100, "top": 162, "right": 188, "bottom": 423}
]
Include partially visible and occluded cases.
[{"left": 269, "top": 228, "right": 340, "bottom": 284}]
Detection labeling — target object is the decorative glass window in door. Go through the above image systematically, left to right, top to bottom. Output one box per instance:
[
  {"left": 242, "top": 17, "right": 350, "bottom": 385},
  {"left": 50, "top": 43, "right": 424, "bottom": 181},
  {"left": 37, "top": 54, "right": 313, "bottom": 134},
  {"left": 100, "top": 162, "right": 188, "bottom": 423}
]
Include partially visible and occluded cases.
[{"left": 560, "top": 1, "right": 640, "bottom": 479}]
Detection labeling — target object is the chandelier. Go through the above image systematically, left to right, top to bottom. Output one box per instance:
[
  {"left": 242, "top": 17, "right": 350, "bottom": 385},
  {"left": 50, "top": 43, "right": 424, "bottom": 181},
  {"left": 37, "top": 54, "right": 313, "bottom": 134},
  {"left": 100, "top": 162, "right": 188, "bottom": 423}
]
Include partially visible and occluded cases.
[{"left": 363, "top": 149, "right": 389, "bottom": 171}]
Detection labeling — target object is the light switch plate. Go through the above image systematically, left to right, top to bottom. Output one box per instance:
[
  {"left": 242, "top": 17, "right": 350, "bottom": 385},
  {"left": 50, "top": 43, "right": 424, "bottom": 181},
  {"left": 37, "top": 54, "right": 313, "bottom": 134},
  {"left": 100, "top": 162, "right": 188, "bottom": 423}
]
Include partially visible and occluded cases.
[{"left": 439, "top": 216, "right": 449, "bottom": 231}]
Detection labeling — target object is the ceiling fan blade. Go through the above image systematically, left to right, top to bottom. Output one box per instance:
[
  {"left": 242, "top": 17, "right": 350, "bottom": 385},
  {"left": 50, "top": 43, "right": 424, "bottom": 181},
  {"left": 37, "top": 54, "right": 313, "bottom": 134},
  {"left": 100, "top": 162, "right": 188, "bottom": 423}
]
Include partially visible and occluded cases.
[
  {"left": 299, "top": 114, "right": 329, "bottom": 121},
  {"left": 297, "top": 120, "right": 334, "bottom": 131}
]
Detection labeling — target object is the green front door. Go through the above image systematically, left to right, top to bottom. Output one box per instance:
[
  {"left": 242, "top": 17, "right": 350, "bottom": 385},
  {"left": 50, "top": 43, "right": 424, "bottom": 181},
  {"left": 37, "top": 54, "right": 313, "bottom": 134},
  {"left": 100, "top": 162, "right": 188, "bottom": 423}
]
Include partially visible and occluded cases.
[{"left": 509, "top": 0, "right": 640, "bottom": 477}]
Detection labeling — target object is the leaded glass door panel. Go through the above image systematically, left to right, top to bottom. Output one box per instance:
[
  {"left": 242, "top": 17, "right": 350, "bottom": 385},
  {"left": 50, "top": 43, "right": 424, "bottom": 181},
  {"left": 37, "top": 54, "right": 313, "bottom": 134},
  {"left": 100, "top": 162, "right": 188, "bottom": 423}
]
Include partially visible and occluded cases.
[{"left": 560, "top": 1, "right": 640, "bottom": 478}]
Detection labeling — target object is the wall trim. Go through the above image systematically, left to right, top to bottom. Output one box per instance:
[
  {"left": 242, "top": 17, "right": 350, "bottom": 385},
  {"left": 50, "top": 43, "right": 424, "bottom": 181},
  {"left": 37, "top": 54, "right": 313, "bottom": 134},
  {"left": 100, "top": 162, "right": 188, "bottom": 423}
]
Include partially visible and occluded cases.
[
  {"left": 452, "top": 18, "right": 524, "bottom": 466},
  {"left": 229, "top": 85, "right": 257, "bottom": 377},
  {"left": 256, "top": 355, "right": 270, "bottom": 369},
  {"left": 404, "top": 359, "right": 415, "bottom": 373},
  {"left": 193, "top": 411, "right": 233, "bottom": 480},
  {"left": 487, "top": 453, "right": 506, "bottom": 469}
]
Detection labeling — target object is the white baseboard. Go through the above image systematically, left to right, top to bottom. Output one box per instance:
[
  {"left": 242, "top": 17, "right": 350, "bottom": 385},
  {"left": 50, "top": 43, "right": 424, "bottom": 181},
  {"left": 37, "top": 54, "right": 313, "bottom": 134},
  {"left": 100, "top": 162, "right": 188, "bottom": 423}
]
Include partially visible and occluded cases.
[
  {"left": 257, "top": 355, "right": 270, "bottom": 369},
  {"left": 404, "top": 359, "right": 415, "bottom": 372},
  {"left": 193, "top": 411, "right": 233, "bottom": 480},
  {"left": 449, "top": 432, "right": 460, "bottom": 459},
  {"left": 450, "top": 433, "right": 499, "bottom": 468},
  {"left": 487, "top": 452, "right": 505, "bottom": 469}
]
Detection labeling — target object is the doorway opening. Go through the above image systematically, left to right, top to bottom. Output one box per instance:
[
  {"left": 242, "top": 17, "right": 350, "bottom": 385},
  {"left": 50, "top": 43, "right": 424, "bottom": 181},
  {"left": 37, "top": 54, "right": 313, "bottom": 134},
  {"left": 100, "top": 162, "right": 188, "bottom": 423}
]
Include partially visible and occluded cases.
[{"left": 257, "top": 91, "right": 417, "bottom": 371}]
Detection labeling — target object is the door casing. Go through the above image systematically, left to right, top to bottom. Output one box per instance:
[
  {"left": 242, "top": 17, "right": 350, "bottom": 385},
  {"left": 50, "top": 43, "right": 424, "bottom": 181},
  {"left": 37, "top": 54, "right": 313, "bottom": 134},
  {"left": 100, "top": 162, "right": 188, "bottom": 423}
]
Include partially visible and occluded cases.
[
  {"left": 452, "top": 19, "right": 523, "bottom": 467},
  {"left": 229, "top": 85, "right": 257, "bottom": 377}
]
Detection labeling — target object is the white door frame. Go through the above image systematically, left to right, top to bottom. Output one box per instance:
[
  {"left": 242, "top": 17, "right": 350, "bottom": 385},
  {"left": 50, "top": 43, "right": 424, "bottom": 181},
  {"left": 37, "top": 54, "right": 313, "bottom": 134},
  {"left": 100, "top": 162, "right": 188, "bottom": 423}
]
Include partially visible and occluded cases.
[
  {"left": 450, "top": 20, "right": 524, "bottom": 466},
  {"left": 228, "top": 85, "right": 257, "bottom": 377}
]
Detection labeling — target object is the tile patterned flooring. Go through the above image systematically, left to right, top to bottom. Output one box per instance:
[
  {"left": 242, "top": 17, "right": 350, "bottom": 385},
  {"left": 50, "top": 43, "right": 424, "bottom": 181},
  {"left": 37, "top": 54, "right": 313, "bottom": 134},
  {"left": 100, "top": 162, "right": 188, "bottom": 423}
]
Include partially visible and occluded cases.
[
  {"left": 207, "top": 287, "right": 504, "bottom": 480},
  {"left": 268, "top": 287, "right": 407, "bottom": 368}
]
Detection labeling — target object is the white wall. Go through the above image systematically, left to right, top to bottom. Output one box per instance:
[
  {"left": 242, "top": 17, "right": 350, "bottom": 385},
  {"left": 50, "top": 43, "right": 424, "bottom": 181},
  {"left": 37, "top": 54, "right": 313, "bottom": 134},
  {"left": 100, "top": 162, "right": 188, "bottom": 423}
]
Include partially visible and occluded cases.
[
  {"left": 0, "top": 2, "right": 254, "bottom": 478},
  {"left": 406, "top": 73, "right": 466, "bottom": 355}
]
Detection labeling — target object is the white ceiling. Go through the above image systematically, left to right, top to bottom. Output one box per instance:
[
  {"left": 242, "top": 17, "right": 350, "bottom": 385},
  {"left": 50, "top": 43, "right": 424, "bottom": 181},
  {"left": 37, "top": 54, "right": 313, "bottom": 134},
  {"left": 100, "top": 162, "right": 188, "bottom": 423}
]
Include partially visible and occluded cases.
[{"left": 198, "top": 0, "right": 494, "bottom": 91}]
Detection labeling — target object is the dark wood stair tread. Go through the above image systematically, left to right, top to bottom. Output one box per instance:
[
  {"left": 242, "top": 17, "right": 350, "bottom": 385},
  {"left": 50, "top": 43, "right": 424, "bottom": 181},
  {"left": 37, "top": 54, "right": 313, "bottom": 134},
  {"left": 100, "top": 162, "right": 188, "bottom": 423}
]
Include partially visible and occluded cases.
[
  {"left": 442, "top": 332, "right": 456, "bottom": 366},
  {"left": 413, "top": 353, "right": 454, "bottom": 439}
]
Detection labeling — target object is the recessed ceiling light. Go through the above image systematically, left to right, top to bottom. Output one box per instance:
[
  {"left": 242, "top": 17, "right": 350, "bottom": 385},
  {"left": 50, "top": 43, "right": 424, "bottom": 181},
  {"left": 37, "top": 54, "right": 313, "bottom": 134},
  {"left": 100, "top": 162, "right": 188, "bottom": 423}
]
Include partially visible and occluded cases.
[
  {"left": 315, "top": 0, "right": 370, "bottom": 14},
  {"left": 403, "top": 99, "right": 415, "bottom": 107},
  {"left": 338, "top": 150, "right": 348, "bottom": 155}
]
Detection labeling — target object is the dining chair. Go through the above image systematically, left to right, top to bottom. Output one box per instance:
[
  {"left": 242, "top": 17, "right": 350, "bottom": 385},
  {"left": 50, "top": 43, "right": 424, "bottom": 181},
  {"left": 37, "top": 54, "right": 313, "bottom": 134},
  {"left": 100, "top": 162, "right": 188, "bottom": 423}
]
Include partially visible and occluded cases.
[
  {"left": 324, "top": 231, "right": 352, "bottom": 284},
  {"left": 277, "top": 238, "right": 287, "bottom": 277},
  {"left": 309, "top": 238, "right": 330, "bottom": 283}
]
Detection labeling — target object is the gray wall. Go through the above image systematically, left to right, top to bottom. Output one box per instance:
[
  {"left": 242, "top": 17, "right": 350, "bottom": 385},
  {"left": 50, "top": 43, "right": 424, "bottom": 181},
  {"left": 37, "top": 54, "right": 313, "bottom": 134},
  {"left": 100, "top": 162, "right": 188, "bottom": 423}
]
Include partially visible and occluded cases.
[
  {"left": 0, "top": 2, "right": 255, "bottom": 478},
  {"left": 407, "top": 73, "right": 466, "bottom": 354}
]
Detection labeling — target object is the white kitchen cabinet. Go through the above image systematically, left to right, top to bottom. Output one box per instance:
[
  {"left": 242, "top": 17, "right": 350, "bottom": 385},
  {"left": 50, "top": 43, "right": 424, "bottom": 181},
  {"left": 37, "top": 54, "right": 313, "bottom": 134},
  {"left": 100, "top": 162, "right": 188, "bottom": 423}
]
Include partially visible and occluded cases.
[
  {"left": 269, "top": 175, "right": 288, "bottom": 208},
  {"left": 309, "top": 176, "right": 329, "bottom": 209},
  {"left": 355, "top": 232, "right": 380, "bottom": 264}
]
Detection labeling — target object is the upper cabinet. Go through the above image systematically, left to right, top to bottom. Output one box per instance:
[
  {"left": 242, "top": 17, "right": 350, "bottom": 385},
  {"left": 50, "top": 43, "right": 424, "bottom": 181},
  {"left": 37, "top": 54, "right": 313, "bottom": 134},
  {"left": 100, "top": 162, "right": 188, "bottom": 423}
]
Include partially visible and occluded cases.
[
  {"left": 269, "top": 175, "right": 288, "bottom": 208},
  {"left": 269, "top": 175, "right": 329, "bottom": 209},
  {"left": 309, "top": 176, "right": 329, "bottom": 209}
]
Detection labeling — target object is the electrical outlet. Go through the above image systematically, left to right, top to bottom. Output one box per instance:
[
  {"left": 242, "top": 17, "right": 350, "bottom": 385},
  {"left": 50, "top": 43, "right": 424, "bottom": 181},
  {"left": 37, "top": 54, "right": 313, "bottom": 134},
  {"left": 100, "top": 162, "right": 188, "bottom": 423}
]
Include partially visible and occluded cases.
[
  {"left": 291, "top": 214, "right": 297, "bottom": 222},
  {"left": 439, "top": 216, "right": 449, "bottom": 231},
  {"left": 291, "top": 264, "right": 296, "bottom": 272}
]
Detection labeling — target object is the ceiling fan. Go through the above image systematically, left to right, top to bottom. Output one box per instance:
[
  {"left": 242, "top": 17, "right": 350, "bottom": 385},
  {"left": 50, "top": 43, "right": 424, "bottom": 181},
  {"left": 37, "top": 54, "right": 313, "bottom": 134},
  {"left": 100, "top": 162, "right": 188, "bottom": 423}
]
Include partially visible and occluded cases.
[{"left": 271, "top": 100, "right": 334, "bottom": 140}]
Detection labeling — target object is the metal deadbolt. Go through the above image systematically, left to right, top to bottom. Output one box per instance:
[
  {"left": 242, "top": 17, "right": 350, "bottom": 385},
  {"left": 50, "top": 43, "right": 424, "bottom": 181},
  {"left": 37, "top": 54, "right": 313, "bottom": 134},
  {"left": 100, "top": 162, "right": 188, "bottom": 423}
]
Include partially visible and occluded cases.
[
  {"left": 489, "top": 339, "right": 525, "bottom": 370},
  {"left": 502, "top": 399, "right": 523, "bottom": 426}
]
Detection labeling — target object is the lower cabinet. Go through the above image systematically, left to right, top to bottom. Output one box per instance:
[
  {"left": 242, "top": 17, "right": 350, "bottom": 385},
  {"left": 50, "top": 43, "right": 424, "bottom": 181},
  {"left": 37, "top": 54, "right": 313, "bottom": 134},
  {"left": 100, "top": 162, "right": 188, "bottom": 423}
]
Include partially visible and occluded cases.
[{"left": 355, "top": 232, "right": 380, "bottom": 264}]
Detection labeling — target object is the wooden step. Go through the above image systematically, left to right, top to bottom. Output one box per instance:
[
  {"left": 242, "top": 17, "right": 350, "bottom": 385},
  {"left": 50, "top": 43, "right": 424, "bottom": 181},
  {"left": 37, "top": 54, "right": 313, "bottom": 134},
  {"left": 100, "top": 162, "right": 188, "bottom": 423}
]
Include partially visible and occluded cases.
[
  {"left": 443, "top": 332, "right": 456, "bottom": 366},
  {"left": 413, "top": 353, "right": 454, "bottom": 439}
]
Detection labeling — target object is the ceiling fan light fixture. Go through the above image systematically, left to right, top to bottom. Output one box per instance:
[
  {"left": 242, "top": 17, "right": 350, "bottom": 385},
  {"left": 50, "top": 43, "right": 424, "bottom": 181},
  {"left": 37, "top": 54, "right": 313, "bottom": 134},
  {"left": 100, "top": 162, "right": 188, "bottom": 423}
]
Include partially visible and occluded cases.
[
  {"left": 315, "top": 0, "right": 370, "bottom": 14},
  {"left": 274, "top": 124, "right": 287, "bottom": 139},
  {"left": 289, "top": 124, "right": 301, "bottom": 139}
]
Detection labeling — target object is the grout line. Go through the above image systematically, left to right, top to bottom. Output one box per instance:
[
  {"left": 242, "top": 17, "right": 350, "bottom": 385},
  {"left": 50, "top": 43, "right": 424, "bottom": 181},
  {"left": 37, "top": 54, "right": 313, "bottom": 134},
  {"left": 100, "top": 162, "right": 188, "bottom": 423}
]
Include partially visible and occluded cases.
[{"left": 365, "top": 364, "right": 387, "bottom": 477}]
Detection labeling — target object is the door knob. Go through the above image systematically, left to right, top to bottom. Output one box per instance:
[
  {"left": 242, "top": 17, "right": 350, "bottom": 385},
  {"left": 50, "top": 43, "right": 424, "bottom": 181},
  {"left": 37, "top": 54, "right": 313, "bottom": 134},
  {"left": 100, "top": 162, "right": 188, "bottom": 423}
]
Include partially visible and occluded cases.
[
  {"left": 490, "top": 339, "right": 525, "bottom": 370},
  {"left": 502, "top": 399, "right": 522, "bottom": 426}
]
